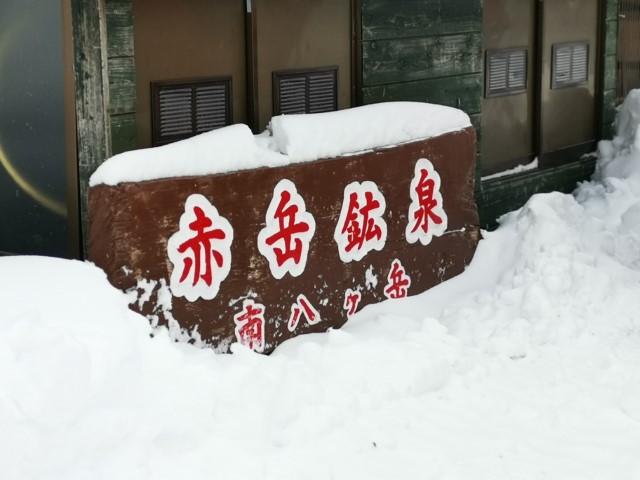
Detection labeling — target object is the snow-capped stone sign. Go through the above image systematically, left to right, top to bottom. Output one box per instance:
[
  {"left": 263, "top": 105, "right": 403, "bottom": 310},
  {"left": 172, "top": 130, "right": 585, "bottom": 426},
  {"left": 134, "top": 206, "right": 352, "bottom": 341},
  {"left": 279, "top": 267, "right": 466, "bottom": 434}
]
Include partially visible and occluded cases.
[{"left": 88, "top": 102, "right": 480, "bottom": 353}]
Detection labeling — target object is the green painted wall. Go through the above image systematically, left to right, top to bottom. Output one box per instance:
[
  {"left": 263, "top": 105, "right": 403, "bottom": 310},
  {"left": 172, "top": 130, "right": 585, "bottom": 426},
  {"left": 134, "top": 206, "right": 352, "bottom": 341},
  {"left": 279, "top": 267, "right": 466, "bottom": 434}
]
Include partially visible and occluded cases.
[
  {"left": 105, "top": 0, "right": 136, "bottom": 155},
  {"left": 361, "top": 0, "right": 483, "bottom": 141},
  {"left": 602, "top": 0, "right": 618, "bottom": 139}
]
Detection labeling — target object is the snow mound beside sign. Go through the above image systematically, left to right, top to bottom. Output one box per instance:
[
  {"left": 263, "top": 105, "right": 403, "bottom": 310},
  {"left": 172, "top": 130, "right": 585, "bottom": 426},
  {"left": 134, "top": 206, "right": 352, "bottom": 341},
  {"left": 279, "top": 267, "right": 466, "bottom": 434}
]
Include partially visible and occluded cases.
[{"left": 90, "top": 102, "right": 471, "bottom": 186}]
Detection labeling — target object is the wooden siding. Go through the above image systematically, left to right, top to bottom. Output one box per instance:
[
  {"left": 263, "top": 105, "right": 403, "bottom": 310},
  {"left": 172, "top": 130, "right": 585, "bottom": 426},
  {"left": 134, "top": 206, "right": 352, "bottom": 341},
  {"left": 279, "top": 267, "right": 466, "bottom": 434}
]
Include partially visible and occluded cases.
[
  {"left": 71, "top": 0, "right": 112, "bottom": 255},
  {"left": 105, "top": 0, "right": 136, "bottom": 154},
  {"left": 360, "top": 0, "right": 483, "bottom": 162},
  {"left": 361, "top": 0, "right": 482, "bottom": 40},
  {"left": 602, "top": 0, "right": 618, "bottom": 138},
  {"left": 362, "top": 33, "right": 482, "bottom": 86},
  {"left": 363, "top": 74, "right": 482, "bottom": 113},
  {"left": 110, "top": 112, "right": 137, "bottom": 156},
  {"left": 477, "top": 158, "right": 597, "bottom": 229}
]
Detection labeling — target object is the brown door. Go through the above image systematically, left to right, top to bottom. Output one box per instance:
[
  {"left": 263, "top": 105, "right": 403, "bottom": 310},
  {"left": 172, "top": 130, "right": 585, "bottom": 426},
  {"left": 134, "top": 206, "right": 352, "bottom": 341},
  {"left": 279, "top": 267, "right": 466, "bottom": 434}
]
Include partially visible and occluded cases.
[
  {"left": 133, "top": 0, "right": 247, "bottom": 148},
  {"left": 255, "top": 0, "right": 352, "bottom": 130},
  {"left": 482, "top": 0, "right": 536, "bottom": 175},
  {"left": 539, "top": 0, "right": 599, "bottom": 164}
]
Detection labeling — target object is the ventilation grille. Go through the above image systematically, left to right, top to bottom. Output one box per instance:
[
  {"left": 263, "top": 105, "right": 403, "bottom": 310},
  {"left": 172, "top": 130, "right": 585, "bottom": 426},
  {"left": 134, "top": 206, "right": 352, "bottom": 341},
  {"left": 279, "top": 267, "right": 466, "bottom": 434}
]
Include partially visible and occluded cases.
[
  {"left": 552, "top": 42, "right": 589, "bottom": 88},
  {"left": 485, "top": 48, "right": 527, "bottom": 97},
  {"left": 274, "top": 67, "right": 338, "bottom": 116},
  {"left": 151, "top": 77, "right": 232, "bottom": 146}
]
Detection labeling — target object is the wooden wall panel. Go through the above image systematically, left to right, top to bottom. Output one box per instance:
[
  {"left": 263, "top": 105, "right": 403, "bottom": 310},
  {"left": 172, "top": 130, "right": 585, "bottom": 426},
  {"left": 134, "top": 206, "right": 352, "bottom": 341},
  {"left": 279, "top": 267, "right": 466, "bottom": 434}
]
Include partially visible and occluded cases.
[
  {"left": 71, "top": 0, "right": 112, "bottom": 255},
  {"left": 105, "top": 0, "right": 134, "bottom": 57},
  {"left": 106, "top": 0, "right": 136, "bottom": 154},
  {"left": 360, "top": 0, "right": 483, "bottom": 176},
  {"left": 362, "top": 0, "right": 482, "bottom": 40},
  {"left": 603, "top": 0, "right": 618, "bottom": 138},
  {"left": 362, "top": 33, "right": 482, "bottom": 86},
  {"left": 107, "top": 57, "right": 136, "bottom": 115},
  {"left": 363, "top": 74, "right": 482, "bottom": 113},
  {"left": 110, "top": 113, "right": 137, "bottom": 156}
]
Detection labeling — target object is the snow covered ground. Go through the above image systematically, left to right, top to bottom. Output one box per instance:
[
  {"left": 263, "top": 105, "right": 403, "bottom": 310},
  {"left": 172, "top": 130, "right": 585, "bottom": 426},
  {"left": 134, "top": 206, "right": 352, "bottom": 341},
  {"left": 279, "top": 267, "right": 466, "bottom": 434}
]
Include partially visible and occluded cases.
[{"left": 3, "top": 93, "right": 640, "bottom": 478}]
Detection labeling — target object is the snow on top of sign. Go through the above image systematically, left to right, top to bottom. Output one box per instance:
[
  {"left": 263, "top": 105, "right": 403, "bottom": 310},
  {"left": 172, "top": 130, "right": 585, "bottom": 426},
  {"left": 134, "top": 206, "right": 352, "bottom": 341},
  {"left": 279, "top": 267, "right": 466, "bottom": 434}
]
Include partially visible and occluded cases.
[
  {"left": 89, "top": 102, "right": 471, "bottom": 186},
  {"left": 271, "top": 102, "right": 470, "bottom": 162},
  {"left": 89, "top": 124, "right": 283, "bottom": 187}
]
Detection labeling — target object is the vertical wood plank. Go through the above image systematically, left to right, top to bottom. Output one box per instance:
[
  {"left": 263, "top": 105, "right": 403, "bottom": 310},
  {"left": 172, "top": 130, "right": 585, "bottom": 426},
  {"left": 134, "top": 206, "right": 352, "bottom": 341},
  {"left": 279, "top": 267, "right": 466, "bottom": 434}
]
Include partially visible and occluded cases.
[
  {"left": 71, "top": 0, "right": 112, "bottom": 256},
  {"left": 105, "top": 0, "right": 134, "bottom": 58}
]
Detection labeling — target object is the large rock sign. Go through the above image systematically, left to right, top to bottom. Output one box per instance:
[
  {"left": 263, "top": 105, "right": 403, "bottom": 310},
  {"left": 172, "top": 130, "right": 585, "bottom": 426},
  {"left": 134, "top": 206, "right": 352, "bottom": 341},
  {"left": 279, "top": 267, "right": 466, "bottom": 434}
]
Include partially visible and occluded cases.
[{"left": 89, "top": 107, "right": 479, "bottom": 353}]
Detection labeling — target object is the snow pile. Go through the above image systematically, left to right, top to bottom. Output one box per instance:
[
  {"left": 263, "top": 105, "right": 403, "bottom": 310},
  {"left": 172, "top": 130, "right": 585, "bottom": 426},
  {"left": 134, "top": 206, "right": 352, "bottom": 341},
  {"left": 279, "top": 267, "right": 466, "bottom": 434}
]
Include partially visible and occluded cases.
[
  {"left": 3, "top": 94, "right": 640, "bottom": 478},
  {"left": 90, "top": 102, "right": 470, "bottom": 186},
  {"left": 270, "top": 102, "right": 470, "bottom": 162},
  {"left": 90, "top": 124, "right": 267, "bottom": 186}
]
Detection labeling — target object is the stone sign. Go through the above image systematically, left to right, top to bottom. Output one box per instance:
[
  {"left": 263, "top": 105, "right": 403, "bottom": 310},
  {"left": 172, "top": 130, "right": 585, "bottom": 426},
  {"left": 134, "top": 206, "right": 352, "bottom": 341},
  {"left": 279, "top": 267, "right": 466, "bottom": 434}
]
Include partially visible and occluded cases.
[{"left": 89, "top": 127, "right": 479, "bottom": 353}]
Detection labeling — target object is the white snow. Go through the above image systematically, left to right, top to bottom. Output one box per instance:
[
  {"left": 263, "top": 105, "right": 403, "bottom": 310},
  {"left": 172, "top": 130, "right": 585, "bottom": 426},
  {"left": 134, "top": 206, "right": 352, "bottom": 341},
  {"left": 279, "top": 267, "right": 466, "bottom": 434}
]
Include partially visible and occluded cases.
[
  {"left": 3, "top": 94, "right": 640, "bottom": 479},
  {"left": 270, "top": 101, "right": 470, "bottom": 163},
  {"left": 89, "top": 102, "right": 471, "bottom": 186},
  {"left": 481, "top": 156, "right": 539, "bottom": 181}
]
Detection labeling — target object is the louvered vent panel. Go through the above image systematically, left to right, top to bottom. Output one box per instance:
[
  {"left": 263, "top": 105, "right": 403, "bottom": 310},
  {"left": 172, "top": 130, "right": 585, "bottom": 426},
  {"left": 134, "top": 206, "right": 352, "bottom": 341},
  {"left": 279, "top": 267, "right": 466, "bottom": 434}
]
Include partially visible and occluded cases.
[
  {"left": 552, "top": 42, "right": 589, "bottom": 88},
  {"left": 571, "top": 44, "right": 588, "bottom": 83},
  {"left": 554, "top": 47, "right": 573, "bottom": 85},
  {"left": 486, "top": 49, "right": 527, "bottom": 97},
  {"left": 508, "top": 50, "right": 526, "bottom": 89},
  {"left": 488, "top": 56, "right": 508, "bottom": 92},
  {"left": 274, "top": 67, "right": 338, "bottom": 116},
  {"left": 308, "top": 72, "right": 336, "bottom": 113},
  {"left": 151, "top": 77, "right": 232, "bottom": 146},
  {"left": 279, "top": 77, "right": 307, "bottom": 114},
  {"left": 195, "top": 85, "right": 228, "bottom": 133},
  {"left": 158, "top": 88, "right": 193, "bottom": 137}
]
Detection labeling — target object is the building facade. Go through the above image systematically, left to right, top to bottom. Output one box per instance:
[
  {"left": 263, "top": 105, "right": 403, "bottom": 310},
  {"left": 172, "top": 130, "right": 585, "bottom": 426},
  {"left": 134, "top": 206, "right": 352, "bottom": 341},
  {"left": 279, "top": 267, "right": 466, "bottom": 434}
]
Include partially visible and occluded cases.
[{"left": 0, "top": 0, "right": 626, "bottom": 257}]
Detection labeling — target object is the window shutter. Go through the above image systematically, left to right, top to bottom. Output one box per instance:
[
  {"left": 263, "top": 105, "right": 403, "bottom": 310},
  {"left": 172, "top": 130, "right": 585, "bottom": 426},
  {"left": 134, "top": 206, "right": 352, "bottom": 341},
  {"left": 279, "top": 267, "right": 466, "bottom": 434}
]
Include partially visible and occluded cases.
[
  {"left": 552, "top": 42, "right": 589, "bottom": 88},
  {"left": 485, "top": 48, "right": 527, "bottom": 97},
  {"left": 273, "top": 66, "right": 338, "bottom": 116},
  {"left": 308, "top": 71, "right": 337, "bottom": 113},
  {"left": 151, "top": 77, "right": 232, "bottom": 146},
  {"left": 278, "top": 77, "right": 307, "bottom": 114},
  {"left": 195, "top": 84, "right": 229, "bottom": 133},
  {"left": 157, "top": 87, "right": 193, "bottom": 138}
]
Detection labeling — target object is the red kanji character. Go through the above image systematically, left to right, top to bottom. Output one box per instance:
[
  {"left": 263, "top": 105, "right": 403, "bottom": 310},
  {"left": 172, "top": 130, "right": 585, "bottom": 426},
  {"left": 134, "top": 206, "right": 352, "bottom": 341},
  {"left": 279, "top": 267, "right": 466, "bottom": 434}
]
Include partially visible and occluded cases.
[
  {"left": 406, "top": 159, "right": 447, "bottom": 246},
  {"left": 410, "top": 168, "right": 443, "bottom": 235},
  {"left": 258, "top": 180, "right": 316, "bottom": 279},
  {"left": 334, "top": 181, "right": 387, "bottom": 262},
  {"left": 265, "top": 190, "right": 310, "bottom": 266},
  {"left": 342, "top": 191, "right": 382, "bottom": 253},
  {"left": 168, "top": 194, "right": 233, "bottom": 302},
  {"left": 177, "top": 206, "right": 226, "bottom": 287},
  {"left": 384, "top": 259, "right": 411, "bottom": 299},
  {"left": 343, "top": 288, "right": 362, "bottom": 316},
  {"left": 287, "top": 294, "right": 321, "bottom": 332},
  {"left": 234, "top": 300, "right": 266, "bottom": 352},
  {"left": 288, "top": 305, "right": 303, "bottom": 332}
]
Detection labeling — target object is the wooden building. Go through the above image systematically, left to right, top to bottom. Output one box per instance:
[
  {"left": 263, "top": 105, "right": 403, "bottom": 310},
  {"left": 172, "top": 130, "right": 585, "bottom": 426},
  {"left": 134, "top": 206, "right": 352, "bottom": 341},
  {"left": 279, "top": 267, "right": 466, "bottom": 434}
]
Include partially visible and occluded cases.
[{"left": 0, "top": 0, "right": 627, "bottom": 257}]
